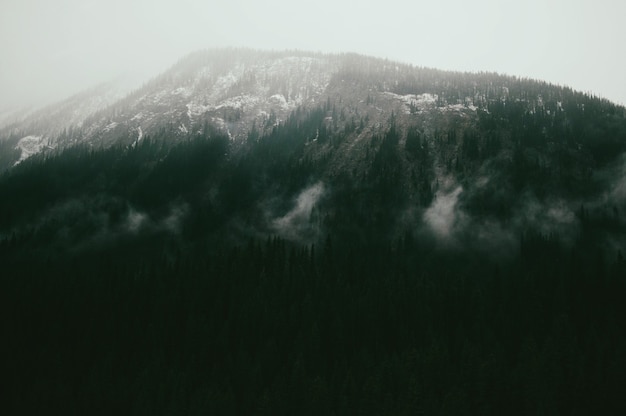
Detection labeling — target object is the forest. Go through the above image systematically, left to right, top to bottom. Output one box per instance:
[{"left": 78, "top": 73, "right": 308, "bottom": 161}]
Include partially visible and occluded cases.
[{"left": 2, "top": 58, "right": 626, "bottom": 414}]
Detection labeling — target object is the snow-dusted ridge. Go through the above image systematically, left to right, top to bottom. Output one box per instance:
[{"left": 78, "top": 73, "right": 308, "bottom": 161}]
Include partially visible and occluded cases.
[
  {"left": 3, "top": 48, "right": 619, "bottom": 170},
  {"left": 83, "top": 54, "right": 336, "bottom": 144},
  {"left": 385, "top": 92, "right": 478, "bottom": 114},
  {"left": 14, "top": 135, "right": 53, "bottom": 165}
]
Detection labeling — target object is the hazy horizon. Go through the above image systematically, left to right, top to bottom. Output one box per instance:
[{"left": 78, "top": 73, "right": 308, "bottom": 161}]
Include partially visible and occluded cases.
[{"left": 2, "top": 0, "right": 625, "bottom": 110}]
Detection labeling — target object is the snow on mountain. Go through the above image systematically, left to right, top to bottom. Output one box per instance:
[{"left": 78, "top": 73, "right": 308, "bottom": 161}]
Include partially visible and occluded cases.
[
  {"left": 3, "top": 48, "right": 625, "bottom": 172},
  {"left": 0, "top": 51, "right": 434, "bottom": 166},
  {"left": 29, "top": 52, "right": 334, "bottom": 153},
  {"left": 0, "top": 75, "right": 141, "bottom": 168},
  {"left": 385, "top": 92, "right": 478, "bottom": 115},
  {"left": 14, "top": 135, "right": 51, "bottom": 165}
]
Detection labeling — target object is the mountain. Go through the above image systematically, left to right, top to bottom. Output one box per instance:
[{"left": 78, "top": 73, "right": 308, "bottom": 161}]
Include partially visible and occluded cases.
[
  {"left": 2, "top": 48, "right": 626, "bottom": 414},
  {"left": 3, "top": 48, "right": 626, "bottom": 249},
  {"left": 0, "top": 49, "right": 335, "bottom": 169},
  {"left": 0, "top": 74, "right": 141, "bottom": 169}
]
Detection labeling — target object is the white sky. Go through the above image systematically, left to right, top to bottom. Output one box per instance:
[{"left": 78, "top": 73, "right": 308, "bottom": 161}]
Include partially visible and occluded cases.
[{"left": 1, "top": 0, "right": 625, "bottom": 109}]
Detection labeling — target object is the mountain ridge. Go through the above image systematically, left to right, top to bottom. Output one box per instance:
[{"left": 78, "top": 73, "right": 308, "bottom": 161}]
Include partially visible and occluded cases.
[
  {"left": 2, "top": 48, "right": 624, "bottom": 171},
  {"left": 2, "top": 48, "right": 626, "bottom": 252},
  {"left": 3, "top": 48, "right": 626, "bottom": 414}
]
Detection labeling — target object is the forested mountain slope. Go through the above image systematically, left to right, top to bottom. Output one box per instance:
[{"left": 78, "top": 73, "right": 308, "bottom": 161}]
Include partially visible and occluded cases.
[{"left": 2, "top": 49, "right": 626, "bottom": 414}]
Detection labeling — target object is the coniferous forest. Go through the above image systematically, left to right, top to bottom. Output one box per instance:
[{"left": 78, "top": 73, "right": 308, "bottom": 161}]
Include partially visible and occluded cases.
[{"left": 2, "top": 52, "right": 626, "bottom": 414}]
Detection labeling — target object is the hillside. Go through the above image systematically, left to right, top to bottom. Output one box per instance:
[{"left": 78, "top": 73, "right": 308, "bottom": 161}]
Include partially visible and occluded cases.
[
  {"left": 2, "top": 48, "right": 626, "bottom": 414},
  {"left": 2, "top": 49, "right": 626, "bottom": 250}
]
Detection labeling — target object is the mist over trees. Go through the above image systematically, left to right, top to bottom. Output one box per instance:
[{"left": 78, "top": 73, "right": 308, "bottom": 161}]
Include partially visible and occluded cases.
[{"left": 2, "top": 50, "right": 626, "bottom": 414}]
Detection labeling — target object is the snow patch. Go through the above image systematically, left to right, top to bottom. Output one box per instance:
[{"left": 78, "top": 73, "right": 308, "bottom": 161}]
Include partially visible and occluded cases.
[
  {"left": 213, "top": 72, "right": 239, "bottom": 95},
  {"left": 172, "top": 86, "right": 191, "bottom": 96},
  {"left": 152, "top": 90, "right": 168, "bottom": 104},
  {"left": 385, "top": 92, "right": 438, "bottom": 114},
  {"left": 386, "top": 92, "right": 478, "bottom": 114},
  {"left": 216, "top": 94, "right": 260, "bottom": 110},
  {"left": 269, "top": 94, "right": 289, "bottom": 110},
  {"left": 187, "top": 102, "right": 213, "bottom": 118},
  {"left": 445, "top": 102, "right": 478, "bottom": 113},
  {"left": 131, "top": 112, "right": 144, "bottom": 121},
  {"left": 103, "top": 121, "right": 118, "bottom": 132},
  {"left": 14, "top": 135, "right": 48, "bottom": 165}
]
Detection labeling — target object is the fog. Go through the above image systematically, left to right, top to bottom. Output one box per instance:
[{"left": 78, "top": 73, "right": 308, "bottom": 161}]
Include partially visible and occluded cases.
[
  {"left": 1, "top": 0, "right": 625, "bottom": 111},
  {"left": 273, "top": 182, "right": 325, "bottom": 242},
  {"left": 424, "top": 186, "right": 463, "bottom": 241}
]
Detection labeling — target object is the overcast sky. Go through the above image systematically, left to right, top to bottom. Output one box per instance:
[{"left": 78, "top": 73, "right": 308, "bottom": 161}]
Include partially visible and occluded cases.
[{"left": 1, "top": 0, "right": 625, "bottom": 109}]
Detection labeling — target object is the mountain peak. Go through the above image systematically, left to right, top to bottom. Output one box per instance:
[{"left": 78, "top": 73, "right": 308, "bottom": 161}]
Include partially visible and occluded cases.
[
  {"left": 1, "top": 48, "right": 624, "bottom": 172},
  {"left": 2, "top": 50, "right": 626, "bottom": 413}
]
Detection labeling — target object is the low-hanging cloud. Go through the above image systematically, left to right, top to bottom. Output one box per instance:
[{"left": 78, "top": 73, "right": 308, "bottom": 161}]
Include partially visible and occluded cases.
[
  {"left": 606, "top": 153, "right": 626, "bottom": 206},
  {"left": 419, "top": 173, "right": 581, "bottom": 257},
  {"left": 273, "top": 181, "right": 325, "bottom": 241},
  {"left": 423, "top": 186, "right": 464, "bottom": 241},
  {"left": 0, "top": 197, "right": 191, "bottom": 256},
  {"left": 517, "top": 197, "right": 578, "bottom": 238},
  {"left": 162, "top": 204, "right": 189, "bottom": 234},
  {"left": 126, "top": 208, "right": 148, "bottom": 234}
]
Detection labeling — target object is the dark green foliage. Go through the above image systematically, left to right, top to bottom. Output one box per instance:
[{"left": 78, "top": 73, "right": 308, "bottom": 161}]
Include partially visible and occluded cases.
[
  {"left": 2, "top": 68, "right": 626, "bottom": 413},
  {"left": 404, "top": 126, "right": 423, "bottom": 157},
  {"left": 0, "top": 135, "right": 22, "bottom": 172},
  {"left": 2, "top": 229, "right": 625, "bottom": 415}
]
